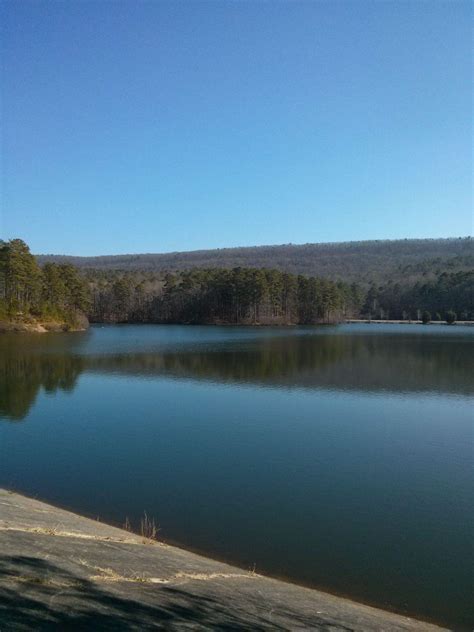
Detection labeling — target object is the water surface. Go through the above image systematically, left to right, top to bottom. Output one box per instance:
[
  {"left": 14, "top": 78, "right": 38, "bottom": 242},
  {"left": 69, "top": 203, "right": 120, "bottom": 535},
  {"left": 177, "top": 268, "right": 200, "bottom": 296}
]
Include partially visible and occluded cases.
[{"left": 0, "top": 324, "right": 472, "bottom": 628}]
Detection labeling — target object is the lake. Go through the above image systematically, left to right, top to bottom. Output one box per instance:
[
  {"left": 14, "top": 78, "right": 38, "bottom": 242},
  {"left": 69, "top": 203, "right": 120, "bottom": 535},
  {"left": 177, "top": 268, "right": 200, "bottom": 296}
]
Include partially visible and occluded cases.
[{"left": 0, "top": 324, "right": 472, "bottom": 628}]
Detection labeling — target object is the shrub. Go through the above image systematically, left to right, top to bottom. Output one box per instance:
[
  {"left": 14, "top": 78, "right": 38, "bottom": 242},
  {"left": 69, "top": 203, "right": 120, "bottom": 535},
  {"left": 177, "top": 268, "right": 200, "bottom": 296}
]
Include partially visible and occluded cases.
[
  {"left": 446, "top": 310, "right": 457, "bottom": 325},
  {"left": 421, "top": 311, "right": 431, "bottom": 324}
]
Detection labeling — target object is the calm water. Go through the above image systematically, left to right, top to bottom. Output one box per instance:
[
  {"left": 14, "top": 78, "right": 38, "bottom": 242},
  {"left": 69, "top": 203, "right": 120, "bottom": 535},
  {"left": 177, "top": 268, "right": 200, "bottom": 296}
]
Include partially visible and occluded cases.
[{"left": 0, "top": 324, "right": 472, "bottom": 628}]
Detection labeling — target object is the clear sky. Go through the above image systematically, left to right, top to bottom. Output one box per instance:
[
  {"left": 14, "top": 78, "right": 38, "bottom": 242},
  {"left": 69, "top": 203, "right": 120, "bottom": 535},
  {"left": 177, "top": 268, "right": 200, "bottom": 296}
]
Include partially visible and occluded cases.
[{"left": 1, "top": 1, "right": 472, "bottom": 255}]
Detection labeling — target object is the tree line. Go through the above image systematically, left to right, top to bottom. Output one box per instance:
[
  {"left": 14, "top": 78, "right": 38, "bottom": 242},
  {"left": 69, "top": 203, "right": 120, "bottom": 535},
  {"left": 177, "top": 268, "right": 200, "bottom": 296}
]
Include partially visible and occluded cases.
[
  {"left": 1, "top": 238, "right": 472, "bottom": 327},
  {"left": 88, "top": 267, "right": 358, "bottom": 324},
  {"left": 362, "top": 271, "right": 473, "bottom": 322}
]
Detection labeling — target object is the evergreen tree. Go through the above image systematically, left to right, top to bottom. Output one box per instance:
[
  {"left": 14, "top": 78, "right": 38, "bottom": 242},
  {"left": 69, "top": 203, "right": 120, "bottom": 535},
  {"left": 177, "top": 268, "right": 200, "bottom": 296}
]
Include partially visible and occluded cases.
[{"left": 0, "top": 239, "right": 42, "bottom": 313}]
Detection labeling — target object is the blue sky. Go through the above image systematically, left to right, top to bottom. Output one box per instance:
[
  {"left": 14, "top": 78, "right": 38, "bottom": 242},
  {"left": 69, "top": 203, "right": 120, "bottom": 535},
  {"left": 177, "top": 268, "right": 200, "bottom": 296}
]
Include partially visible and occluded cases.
[{"left": 1, "top": 1, "right": 472, "bottom": 255}]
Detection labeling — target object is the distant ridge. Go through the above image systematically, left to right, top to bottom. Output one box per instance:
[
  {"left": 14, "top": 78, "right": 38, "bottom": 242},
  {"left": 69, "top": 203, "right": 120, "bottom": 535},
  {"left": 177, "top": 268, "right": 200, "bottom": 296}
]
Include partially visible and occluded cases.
[{"left": 36, "top": 237, "right": 472, "bottom": 284}]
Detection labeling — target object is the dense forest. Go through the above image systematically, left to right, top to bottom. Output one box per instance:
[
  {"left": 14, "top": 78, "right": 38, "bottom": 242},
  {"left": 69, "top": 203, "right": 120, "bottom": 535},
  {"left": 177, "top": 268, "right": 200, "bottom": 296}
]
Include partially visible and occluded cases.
[
  {"left": 38, "top": 237, "right": 472, "bottom": 285},
  {"left": 1, "top": 238, "right": 473, "bottom": 328},
  {"left": 0, "top": 239, "right": 89, "bottom": 329},
  {"left": 86, "top": 267, "right": 473, "bottom": 324},
  {"left": 88, "top": 267, "right": 357, "bottom": 324},
  {"left": 362, "top": 271, "right": 473, "bottom": 321}
]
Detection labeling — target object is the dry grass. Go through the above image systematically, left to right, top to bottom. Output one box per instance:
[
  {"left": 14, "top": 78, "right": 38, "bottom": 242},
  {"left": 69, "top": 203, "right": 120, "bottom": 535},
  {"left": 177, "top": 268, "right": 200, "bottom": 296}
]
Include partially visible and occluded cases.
[
  {"left": 140, "top": 512, "right": 159, "bottom": 541},
  {"left": 0, "top": 524, "right": 144, "bottom": 545},
  {"left": 78, "top": 559, "right": 258, "bottom": 585}
]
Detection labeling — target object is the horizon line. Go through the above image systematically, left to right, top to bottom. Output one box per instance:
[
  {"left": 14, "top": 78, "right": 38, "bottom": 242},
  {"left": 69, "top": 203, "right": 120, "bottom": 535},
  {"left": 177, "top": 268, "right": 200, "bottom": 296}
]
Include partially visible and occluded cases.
[{"left": 31, "top": 235, "right": 472, "bottom": 259}]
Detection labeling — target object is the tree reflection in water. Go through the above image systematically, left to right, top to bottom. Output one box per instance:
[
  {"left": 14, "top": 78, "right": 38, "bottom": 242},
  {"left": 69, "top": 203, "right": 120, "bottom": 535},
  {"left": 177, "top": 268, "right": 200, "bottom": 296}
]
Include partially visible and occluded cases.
[{"left": 1, "top": 327, "right": 472, "bottom": 421}]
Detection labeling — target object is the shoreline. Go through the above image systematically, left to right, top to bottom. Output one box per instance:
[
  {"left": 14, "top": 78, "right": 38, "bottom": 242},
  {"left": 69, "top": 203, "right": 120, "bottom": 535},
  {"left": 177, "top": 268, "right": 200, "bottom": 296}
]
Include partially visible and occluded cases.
[
  {"left": 0, "top": 318, "right": 89, "bottom": 334},
  {"left": 2, "top": 318, "right": 473, "bottom": 333},
  {"left": 346, "top": 319, "right": 474, "bottom": 325},
  {"left": 0, "top": 488, "right": 450, "bottom": 630}
]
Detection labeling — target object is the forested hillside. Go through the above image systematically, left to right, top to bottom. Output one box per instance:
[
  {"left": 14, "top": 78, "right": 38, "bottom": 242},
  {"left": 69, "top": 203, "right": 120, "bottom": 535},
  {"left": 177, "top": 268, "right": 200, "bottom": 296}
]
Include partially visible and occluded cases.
[
  {"left": 37, "top": 237, "right": 472, "bottom": 285},
  {"left": 2, "top": 238, "right": 473, "bottom": 328},
  {"left": 1, "top": 239, "right": 354, "bottom": 326}
]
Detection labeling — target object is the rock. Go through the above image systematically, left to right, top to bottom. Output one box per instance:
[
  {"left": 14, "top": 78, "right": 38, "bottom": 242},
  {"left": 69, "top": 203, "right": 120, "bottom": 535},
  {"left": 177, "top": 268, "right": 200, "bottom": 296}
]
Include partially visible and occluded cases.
[{"left": 0, "top": 489, "right": 445, "bottom": 631}]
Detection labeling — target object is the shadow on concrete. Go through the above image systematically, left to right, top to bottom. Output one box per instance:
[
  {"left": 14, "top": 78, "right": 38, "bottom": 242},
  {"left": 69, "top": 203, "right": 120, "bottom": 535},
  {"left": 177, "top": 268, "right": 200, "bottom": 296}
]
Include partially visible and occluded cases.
[{"left": 0, "top": 555, "right": 353, "bottom": 630}]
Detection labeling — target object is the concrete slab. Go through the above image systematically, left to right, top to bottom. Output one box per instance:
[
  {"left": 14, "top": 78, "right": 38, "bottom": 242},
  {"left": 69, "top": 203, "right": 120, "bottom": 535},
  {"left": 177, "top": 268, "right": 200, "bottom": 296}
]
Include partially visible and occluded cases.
[{"left": 0, "top": 489, "right": 445, "bottom": 631}]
